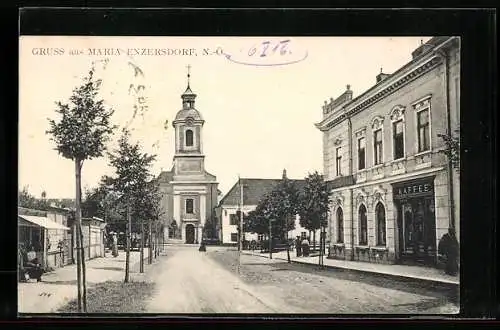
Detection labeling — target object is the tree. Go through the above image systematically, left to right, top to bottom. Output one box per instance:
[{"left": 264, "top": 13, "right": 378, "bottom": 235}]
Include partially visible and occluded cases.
[
  {"left": 46, "top": 66, "right": 116, "bottom": 312},
  {"left": 438, "top": 128, "right": 460, "bottom": 172},
  {"left": 107, "top": 130, "right": 157, "bottom": 282},
  {"left": 298, "top": 172, "right": 331, "bottom": 256},
  {"left": 18, "top": 186, "right": 50, "bottom": 211},
  {"left": 204, "top": 211, "right": 218, "bottom": 240}
]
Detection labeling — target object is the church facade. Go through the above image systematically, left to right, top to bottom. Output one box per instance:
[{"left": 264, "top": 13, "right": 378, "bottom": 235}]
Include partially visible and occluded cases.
[{"left": 156, "top": 73, "right": 219, "bottom": 244}]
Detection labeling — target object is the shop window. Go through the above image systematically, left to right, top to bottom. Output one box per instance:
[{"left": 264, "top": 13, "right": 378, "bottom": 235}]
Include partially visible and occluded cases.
[
  {"left": 417, "top": 109, "right": 430, "bottom": 152},
  {"left": 393, "top": 120, "right": 405, "bottom": 159},
  {"left": 185, "top": 129, "right": 194, "bottom": 147},
  {"left": 374, "top": 129, "right": 383, "bottom": 165},
  {"left": 358, "top": 137, "right": 366, "bottom": 170},
  {"left": 376, "top": 202, "right": 386, "bottom": 246},
  {"left": 359, "top": 204, "right": 368, "bottom": 245},
  {"left": 336, "top": 207, "right": 344, "bottom": 243}
]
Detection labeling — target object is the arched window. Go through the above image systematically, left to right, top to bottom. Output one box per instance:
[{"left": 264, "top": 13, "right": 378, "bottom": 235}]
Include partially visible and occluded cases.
[
  {"left": 185, "top": 129, "right": 194, "bottom": 147},
  {"left": 376, "top": 202, "right": 386, "bottom": 246},
  {"left": 359, "top": 204, "right": 368, "bottom": 245},
  {"left": 336, "top": 207, "right": 344, "bottom": 243}
]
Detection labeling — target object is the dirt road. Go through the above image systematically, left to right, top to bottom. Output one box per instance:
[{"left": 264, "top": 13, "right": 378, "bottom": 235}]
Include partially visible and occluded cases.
[{"left": 146, "top": 245, "right": 293, "bottom": 313}]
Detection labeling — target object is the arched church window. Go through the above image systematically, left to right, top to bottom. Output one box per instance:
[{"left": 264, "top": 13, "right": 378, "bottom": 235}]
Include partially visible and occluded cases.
[{"left": 186, "top": 129, "right": 194, "bottom": 147}]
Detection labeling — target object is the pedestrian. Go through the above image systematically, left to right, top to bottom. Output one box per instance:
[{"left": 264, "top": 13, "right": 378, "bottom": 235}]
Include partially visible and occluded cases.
[
  {"left": 438, "top": 228, "right": 459, "bottom": 276},
  {"left": 112, "top": 232, "right": 119, "bottom": 257},
  {"left": 296, "top": 236, "right": 302, "bottom": 257},
  {"left": 301, "top": 237, "right": 310, "bottom": 257},
  {"left": 23, "top": 245, "right": 43, "bottom": 282}
]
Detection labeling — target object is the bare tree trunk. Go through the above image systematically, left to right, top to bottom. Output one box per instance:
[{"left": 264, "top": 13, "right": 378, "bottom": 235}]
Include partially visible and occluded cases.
[
  {"left": 74, "top": 159, "right": 86, "bottom": 312},
  {"left": 125, "top": 203, "right": 131, "bottom": 283},
  {"left": 286, "top": 216, "right": 291, "bottom": 263},
  {"left": 140, "top": 220, "right": 144, "bottom": 273},
  {"left": 148, "top": 221, "right": 153, "bottom": 264},
  {"left": 77, "top": 222, "right": 87, "bottom": 311},
  {"left": 74, "top": 223, "right": 82, "bottom": 312},
  {"left": 313, "top": 230, "right": 316, "bottom": 252}
]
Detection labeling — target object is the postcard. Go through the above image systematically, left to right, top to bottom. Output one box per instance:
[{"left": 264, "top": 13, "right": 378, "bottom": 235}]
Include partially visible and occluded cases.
[{"left": 18, "top": 34, "right": 460, "bottom": 315}]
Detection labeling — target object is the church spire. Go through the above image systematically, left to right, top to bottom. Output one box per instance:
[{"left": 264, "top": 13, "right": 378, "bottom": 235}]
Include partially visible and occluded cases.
[{"left": 181, "top": 64, "right": 196, "bottom": 109}]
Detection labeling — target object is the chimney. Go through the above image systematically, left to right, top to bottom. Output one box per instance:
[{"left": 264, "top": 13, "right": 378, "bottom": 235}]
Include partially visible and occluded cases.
[{"left": 282, "top": 168, "right": 287, "bottom": 179}]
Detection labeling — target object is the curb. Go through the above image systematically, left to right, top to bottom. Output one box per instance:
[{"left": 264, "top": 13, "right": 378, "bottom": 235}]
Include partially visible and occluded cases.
[{"left": 241, "top": 251, "right": 459, "bottom": 288}]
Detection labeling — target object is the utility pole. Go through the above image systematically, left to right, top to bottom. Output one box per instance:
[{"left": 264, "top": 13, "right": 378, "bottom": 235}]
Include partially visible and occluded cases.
[
  {"left": 238, "top": 176, "right": 244, "bottom": 273},
  {"left": 140, "top": 219, "right": 144, "bottom": 273},
  {"left": 269, "top": 219, "right": 273, "bottom": 259}
]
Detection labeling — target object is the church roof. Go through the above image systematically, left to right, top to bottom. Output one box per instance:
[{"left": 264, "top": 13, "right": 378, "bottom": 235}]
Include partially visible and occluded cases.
[
  {"left": 183, "top": 84, "right": 195, "bottom": 96},
  {"left": 174, "top": 108, "right": 203, "bottom": 121},
  {"left": 218, "top": 178, "right": 306, "bottom": 206}
]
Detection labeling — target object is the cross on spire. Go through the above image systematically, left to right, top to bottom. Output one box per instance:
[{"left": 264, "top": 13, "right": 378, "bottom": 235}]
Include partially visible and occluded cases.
[{"left": 186, "top": 64, "right": 191, "bottom": 86}]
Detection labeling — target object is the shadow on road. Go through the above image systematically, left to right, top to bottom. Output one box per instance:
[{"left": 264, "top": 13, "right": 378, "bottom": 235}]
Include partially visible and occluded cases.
[
  {"left": 241, "top": 259, "right": 459, "bottom": 303},
  {"left": 90, "top": 266, "right": 123, "bottom": 272},
  {"left": 40, "top": 280, "right": 78, "bottom": 285}
]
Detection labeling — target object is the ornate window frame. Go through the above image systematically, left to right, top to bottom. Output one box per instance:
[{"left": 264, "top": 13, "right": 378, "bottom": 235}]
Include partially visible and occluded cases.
[
  {"left": 412, "top": 95, "right": 433, "bottom": 156},
  {"left": 389, "top": 105, "right": 406, "bottom": 161},
  {"left": 371, "top": 116, "right": 385, "bottom": 167},
  {"left": 354, "top": 127, "right": 367, "bottom": 172},
  {"left": 374, "top": 201, "right": 387, "bottom": 247},
  {"left": 358, "top": 203, "right": 368, "bottom": 246}
]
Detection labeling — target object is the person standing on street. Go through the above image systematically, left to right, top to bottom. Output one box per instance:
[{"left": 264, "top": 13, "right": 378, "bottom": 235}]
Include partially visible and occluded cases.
[
  {"left": 438, "top": 228, "right": 459, "bottom": 276},
  {"left": 112, "top": 232, "right": 119, "bottom": 257},
  {"left": 295, "top": 236, "right": 302, "bottom": 257},
  {"left": 301, "top": 237, "right": 310, "bottom": 257}
]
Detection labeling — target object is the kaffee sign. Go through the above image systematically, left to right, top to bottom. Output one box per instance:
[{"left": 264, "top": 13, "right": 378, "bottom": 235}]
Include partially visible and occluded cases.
[{"left": 392, "top": 176, "right": 435, "bottom": 200}]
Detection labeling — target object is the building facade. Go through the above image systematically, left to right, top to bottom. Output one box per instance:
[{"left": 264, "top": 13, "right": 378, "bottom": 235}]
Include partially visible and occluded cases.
[
  {"left": 315, "top": 37, "right": 460, "bottom": 267},
  {"left": 156, "top": 73, "right": 219, "bottom": 244},
  {"left": 216, "top": 171, "right": 318, "bottom": 245}
]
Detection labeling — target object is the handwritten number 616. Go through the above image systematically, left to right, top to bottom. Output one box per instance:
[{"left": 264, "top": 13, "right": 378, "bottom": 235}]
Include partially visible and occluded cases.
[{"left": 248, "top": 40, "right": 291, "bottom": 57}]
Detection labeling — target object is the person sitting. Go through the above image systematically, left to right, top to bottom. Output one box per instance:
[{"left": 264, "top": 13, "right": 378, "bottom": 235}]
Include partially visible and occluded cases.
[{"left": 21, "top": 245, "right": 43, "bottom": 282}]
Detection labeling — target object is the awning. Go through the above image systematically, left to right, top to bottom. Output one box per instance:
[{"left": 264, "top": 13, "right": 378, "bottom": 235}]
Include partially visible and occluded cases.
[{"left": 18, "top": 215, "right": 70, "bottom": 231}]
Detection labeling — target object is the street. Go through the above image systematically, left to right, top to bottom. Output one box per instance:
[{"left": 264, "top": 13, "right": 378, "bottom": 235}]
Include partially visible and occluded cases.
[{"left": 145, "top": 245, "right": 458, "bottom": 314}]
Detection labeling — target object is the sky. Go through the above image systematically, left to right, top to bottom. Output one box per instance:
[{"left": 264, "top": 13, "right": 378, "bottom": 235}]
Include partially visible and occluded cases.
[{"left": 19, "top": 36, "right": 431, "bottom": 199}]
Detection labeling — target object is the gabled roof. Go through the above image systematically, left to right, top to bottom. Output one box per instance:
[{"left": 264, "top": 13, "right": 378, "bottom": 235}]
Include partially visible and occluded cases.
[{"left": 219, "top": 178, "right": 306, "bottom": 207}]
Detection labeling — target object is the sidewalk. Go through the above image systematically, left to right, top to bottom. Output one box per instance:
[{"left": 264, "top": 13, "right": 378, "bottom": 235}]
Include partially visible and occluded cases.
[
  {"left": 18, "top": 249, "right": 151, "bottom": 314},
  {"left": 242, "top": 250, "right": 459, "bottom": 286}
]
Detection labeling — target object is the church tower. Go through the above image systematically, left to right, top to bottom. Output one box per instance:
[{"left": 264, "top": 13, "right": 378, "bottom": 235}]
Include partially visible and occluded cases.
[
  {"left": 157, "top": 66, "right": 219, "bottom": 245},
  {"left": 172, "top": 66, "right": 206, "bottom": 176}
]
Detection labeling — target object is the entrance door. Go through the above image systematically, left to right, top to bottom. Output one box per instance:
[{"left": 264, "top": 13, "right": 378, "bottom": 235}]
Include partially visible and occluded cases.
[
  {"left": 398, "top": 198, "right": 436, "bottom": 265},
  {"left": 185, "top": 224, "right": 195, "bottom": 244}
]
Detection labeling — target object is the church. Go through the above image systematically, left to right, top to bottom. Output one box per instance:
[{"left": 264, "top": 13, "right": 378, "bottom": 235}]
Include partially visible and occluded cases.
[{"left": 156, "top": 68, "right": 219, "bottom": 244}]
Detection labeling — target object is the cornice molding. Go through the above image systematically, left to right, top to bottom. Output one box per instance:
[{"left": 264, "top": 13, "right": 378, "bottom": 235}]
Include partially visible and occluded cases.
[{"left": 316, "top": 55, "right": 442, "bottom": 131}]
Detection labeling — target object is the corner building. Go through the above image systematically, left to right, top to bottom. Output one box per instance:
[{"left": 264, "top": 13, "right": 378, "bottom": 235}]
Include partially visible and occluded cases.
[
  {"left": 315, "top": 37, "right": 460, "bottom": 267},
  {"left": 156, "top": 74, "right": 219, "bottom": 244}
]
